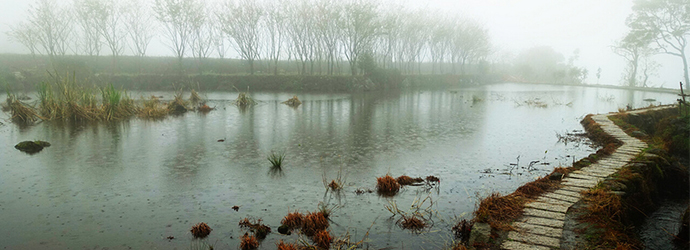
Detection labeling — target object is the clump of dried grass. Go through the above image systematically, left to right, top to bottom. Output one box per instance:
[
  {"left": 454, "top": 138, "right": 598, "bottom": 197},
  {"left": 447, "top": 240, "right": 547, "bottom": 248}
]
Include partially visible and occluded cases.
[
  {"left": 189, "top": 89, "right": 202, "bottom": 104},
  {"left": 167, "top": 92, "right": 189, "bottom": 113},
  {"left": 234, "top": 92, "right": 256, "bottom": 107},
  {"left": 6, "top": 93, "right": 40, "bottom": 123},
  {"left": 139, "top": 96, "right": 168, "bottom": 118},
  {"left": 282, "top": 96, "right": 302, "bottom": 107},
  {"left": 376, "top": 174, "right": 400, "bottom": 196},
  {"left": 396, "top": 175, "right": 424, "bottom": 185},
  {"left": 473, "top": 193, "right": 524, "bottom": 231},
  {"left": 281, "top": 211, "right": 304, "bottom": 229},
  {"left": 302, "top": 211, "right": 329, "bottom": 237},
  {"left": 399, "top": 216, "right": 426, "bottom": 230},
  {"left": 239, "top": 218, "right": 272, "bottom": 239},
  {"left": 190, "top": 222, "right": 212, "bottom": 239},
  {"left": 312, "top": 230, "right": 333, "bottom": 249},
  {"left": 240, "top": 233, "right": 259, "bottom": 250},
  {"left": 276, "top": 240, "right": 298, "bottom": 250}
]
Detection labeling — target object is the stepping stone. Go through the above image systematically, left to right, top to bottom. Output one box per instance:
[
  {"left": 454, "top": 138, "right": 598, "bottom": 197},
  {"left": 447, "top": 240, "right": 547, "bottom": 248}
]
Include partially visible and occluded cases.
[
  {"left": 572, "top": 170, "right": 610, "bottom": 178},
  {"left": 567, "top": 173, "right": 602, "bottom": 181},
  {"left": 562, "top": 178, "right": 599, "bottom": 189},
  {"left": 560, "top": 185, "right": 587, "bottom": 193},
  {"left": 553, "top": 189, "right": 581, "bottom": 199},
  {"left": 543, "top": 192, "right": 580, "bottom": 203},
  {"left": 536, "top": 196, "right": 574, "bottom": 207},
  {"left": 524, "top": 201, "right": 570, "bottom": 213},
  {"left": 523, "top": 208, "right": 566, "bottom": 220},
  {"left": 519, "top": 216, "right": 565, "bottom": 228},
  {"left": 513, "top": 222, "right": 564, "bottom": 238},
  {"left": 508, "top": 231, "right": 560, "bottom": 248},
  {"left": 502, "top": 240, "right": 552, "bottom": 250}
]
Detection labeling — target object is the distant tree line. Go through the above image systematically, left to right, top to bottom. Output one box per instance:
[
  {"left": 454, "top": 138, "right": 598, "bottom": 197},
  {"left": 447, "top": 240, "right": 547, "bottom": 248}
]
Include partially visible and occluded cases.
[{"left": 6, "top": 0, "right": 492, "bottom": 77}]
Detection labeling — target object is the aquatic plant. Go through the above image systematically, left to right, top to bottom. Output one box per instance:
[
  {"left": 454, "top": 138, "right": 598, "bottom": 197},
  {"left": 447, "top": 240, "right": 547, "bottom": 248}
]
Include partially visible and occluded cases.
[
  {"left": 189, "top": 89, "right": 202, "bottom": 104},
  {"left": 167, "top": 91, "right": 189, "bottom": 113},
  {"left": 234, "top": 91, "right": 256, "bottom": 107},
  {"left": 6, "top": 93, "right": 39, "bottom": 123},
  {"left": 282, "top": 95, "right": 302, "bottom": 107},
  {"left": 139, "top": 96, "right": 168, "bottom": 119},
  {"left": 198, "top": 104, "right": 212, "bottom": 112},
  {"left": 267, "top": 151, "right": 285, "bottom": 168},
  {"left": 376, "top": 174, "right": 400, "bottom": 196},
  {"left": 396, "top": 175, "right": 424, "bottom": 185},
  {"left": 385, "top": 194, "right": 435, "bottom": 232},
  {"left": 281, "top": 211, "right": 304, "bottom": 230},
  {"left": 301, "top": 211, "right": 329, "bottom": 237},
  {"left": 239, "top": 218, "right": 271, "bottom": 239},
  {"left": 452, "top": 219, "right": 473, "bottom": 243},
  {"left": 190, "top": 222, "right": 212, "bottom": 239},
  {"left": 312, "top": 230, "right": 333, "bottom": 249},
  {"left": 240, "top": 233, "right": 259, "bottom": 250},
  {"left": 276, "top": 240, "right": 298, "bottom": 250}
]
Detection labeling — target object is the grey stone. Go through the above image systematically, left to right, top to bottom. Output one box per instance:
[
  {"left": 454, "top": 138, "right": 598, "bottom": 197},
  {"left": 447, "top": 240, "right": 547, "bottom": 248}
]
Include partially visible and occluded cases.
[
  {"left": 524, "top": 201, "right": 570, "bottom": 213},
  {"left": 523, "top": 208, "right": 566, "bottom": 220},
  {"left": 520, "top": 216, "right": 565, "bottom": 228},
  {"left": 468, "top": 222, "right": 491, "bottom": 246},
  {"left": 513, "top": 222, "right": 564, "bottom": 238},
  {"left": 507, "top": 231, "right": 560, "bottom": 248},
  {"left": 502, "top": 240, "right": 552, "bottom": 250}
]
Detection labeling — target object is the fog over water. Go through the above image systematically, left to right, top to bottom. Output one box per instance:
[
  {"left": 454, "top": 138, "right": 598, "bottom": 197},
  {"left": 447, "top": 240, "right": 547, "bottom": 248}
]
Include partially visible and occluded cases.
[{"left": 0, "top": 0, "right": 687, "bottom": 87}]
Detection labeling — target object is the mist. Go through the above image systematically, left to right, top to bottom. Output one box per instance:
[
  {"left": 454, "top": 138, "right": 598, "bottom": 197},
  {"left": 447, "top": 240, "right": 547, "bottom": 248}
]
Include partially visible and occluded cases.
[{"left": 0, "top": 0, "right": 687, "bottom": 87}]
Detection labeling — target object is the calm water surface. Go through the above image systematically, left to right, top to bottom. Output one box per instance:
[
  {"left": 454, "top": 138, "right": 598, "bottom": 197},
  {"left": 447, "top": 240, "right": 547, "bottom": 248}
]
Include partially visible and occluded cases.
[{"left": 0, "top": 83, "right": 679, "bottom": 249}]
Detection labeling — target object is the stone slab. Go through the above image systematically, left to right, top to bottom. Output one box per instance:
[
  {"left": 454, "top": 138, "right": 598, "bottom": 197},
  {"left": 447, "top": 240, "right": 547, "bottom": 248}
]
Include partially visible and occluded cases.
[
  {"left": 572, "top": 170, "right": 610, "bottom": 178},
  {"left": 567, "top": 173, "right": 602, "bottom": 181},
  {"left": 560, "top": 185, "right": 587, "bottom": 193},
  {"left": 553, "top": 189, "right": 581, "bottom": 199},
  {"left": 543, "top": 192, "right": 580, "bottom": 203},
  {"left": 536, "top": 196, "right": 574, "bottom": 207},
  {"left": 524, "top": 201, "right": 570, "bottom": 213},
  {"left": 523, "top": 208, "right": 566, "bottom": 220},
  {"left": 520, "top": 216, "right": 565, "bottom": 228},
  {"left": 514, "top": 222, "right": 564, "bottom": 238},
  {"left": 508, "top": 231, "right": 560, "bottom": 248},
  {"left": 502, "top": 240, "right": 552, "bottom": 250}
]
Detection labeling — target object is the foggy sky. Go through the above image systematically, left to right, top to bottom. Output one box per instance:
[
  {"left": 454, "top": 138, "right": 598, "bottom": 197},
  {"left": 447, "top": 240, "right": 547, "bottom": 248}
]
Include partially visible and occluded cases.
[{"left": 0, "top": 0, "right": 686, "bottom": 88}]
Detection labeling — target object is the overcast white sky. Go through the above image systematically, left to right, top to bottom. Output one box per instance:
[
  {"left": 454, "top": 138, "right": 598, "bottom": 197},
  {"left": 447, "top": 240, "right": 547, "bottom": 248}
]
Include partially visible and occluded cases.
[{"left": 0, "top": 0, "right": 686, "bottom": 88}]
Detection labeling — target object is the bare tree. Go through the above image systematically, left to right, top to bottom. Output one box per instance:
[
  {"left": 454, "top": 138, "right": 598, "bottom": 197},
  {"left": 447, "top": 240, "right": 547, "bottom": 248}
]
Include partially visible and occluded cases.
[
  {"left": 25, "top": 0, "right": 73, "bottom": 66},
  {"left": 73, "top": 0, "right": 102, "bottom": 56},
  {"left": 123, "top": 0, "right": 156, "bottom": 58},
  {"left": 154, "top": 0, "right": 203, "bottom": 70},
  {"left": 219, "top": 0, "right": 263, "bottom": 75},
  {"left": 262, "top": 0, "right": 286, "bottom": 75},
  {"left": 283, "top": 0, "right": 312, "bottom": 75},
  {"left": 314, "top": 0, "right": 342, "bottom": 75},
  {"left": 340, "top": 0, "right": 380, "bottom": 75},
  {"left": 627, "top": 0, "right": 690, "bottom": 89},
  {"left": 189, "top": 4, "right": 214, "bottom": 74},
  {"left": 451, "top": 19, "right": 491, "bottom": 74},
  {"left": 7, "top": 21, "right": 42, "bottom": 57},
  {"left": 613, "top": 33, "right": 656, "bottom": 87}
]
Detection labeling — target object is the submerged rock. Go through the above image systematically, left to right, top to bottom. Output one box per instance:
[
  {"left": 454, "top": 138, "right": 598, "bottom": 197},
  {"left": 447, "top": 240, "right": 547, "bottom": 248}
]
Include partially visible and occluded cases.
[{"left": 14, "top": 140, "right": 51, "bottom": 154}]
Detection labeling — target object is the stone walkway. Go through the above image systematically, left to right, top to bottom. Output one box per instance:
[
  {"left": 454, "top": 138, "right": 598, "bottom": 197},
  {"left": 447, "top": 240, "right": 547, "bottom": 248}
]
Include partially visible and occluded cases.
[{"left": 500, "top": 108, "right": 662, "bottom": 250}]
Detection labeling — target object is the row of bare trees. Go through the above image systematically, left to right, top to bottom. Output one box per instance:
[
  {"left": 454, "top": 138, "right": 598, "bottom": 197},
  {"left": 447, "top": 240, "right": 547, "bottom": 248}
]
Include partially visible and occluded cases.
[{"left": 7, "top": 0, "right": 491, "bottom": 76}]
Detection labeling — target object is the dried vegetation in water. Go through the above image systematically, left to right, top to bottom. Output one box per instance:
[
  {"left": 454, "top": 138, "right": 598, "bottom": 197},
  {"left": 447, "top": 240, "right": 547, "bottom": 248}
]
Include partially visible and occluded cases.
[
  {"left": 282, "top": 95, "right": 302, "bottom": 107},
  {"left": 376, "top": 174, "right": 400, "bottom": 196},
  {"left": 239, "top": 218, "right": 272, "bottom": 239},
  {"left": 190, "top": 222, "right": 212, "bottom": 239},
  {"left": 240, "top": 233, "right": 259, "bottom": 250}
]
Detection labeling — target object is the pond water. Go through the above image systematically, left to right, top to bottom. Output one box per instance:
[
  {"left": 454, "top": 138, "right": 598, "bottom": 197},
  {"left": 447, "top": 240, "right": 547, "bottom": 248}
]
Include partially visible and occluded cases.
[{"left": 0, "top": 83, "right": 680, "bottom": 249}]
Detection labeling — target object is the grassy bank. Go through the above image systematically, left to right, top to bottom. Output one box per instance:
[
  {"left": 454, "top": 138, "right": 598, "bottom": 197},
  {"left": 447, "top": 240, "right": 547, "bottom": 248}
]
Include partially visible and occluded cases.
[{"left": 575, "top": 106, "right": 689, "bottom": 249}]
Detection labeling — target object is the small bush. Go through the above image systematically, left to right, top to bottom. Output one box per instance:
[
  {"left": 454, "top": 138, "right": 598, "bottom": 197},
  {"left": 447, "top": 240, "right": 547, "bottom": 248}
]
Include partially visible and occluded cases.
[{"left": 282, "top": 95, "right": 301, "bottom": 107}]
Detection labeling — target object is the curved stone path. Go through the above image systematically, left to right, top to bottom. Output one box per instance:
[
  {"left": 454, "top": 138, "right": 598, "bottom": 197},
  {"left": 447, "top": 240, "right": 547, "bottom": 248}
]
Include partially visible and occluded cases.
[{"left": 500, "top": 108, "right": 665, "bottom": 250}]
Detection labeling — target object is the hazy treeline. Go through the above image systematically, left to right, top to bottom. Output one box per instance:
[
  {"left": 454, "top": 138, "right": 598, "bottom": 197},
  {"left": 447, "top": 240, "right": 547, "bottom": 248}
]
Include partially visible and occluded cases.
[
  {"left": 6, "top": 0, "right": 491, "bottom": 77},
  {"left": 612, "top": 0, "right": 689, "bottom": 89}
]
